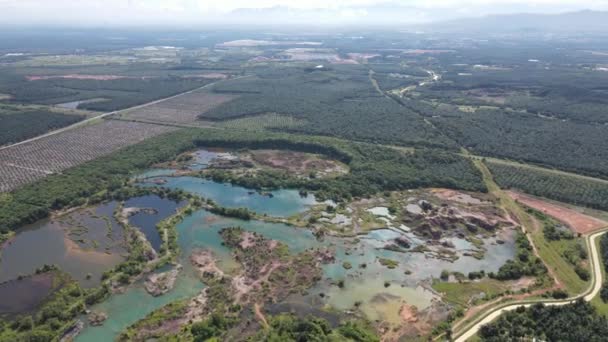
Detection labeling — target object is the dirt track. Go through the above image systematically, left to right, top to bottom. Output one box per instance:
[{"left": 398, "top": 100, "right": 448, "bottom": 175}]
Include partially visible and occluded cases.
[{"left": 507, "top": 191, "right": 608, "bottom": 234}]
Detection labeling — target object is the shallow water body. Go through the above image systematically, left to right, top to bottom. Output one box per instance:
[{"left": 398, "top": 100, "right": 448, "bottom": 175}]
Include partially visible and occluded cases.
[
  {"left": 1, "top": 149, "right": 518, "bottom": 337},
  {"left": 0, "top": 202, "right": 126, "bottom": 288}
]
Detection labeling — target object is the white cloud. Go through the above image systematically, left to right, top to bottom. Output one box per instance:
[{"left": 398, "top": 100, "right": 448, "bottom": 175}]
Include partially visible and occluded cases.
[{"left": 0, "top": 0, "right": 606, "bottom": 27}]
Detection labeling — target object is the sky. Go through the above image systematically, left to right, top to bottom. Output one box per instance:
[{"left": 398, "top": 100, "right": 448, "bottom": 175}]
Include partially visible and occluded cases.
[{"left": 0, "top": 0, "right": 607, "bottom": 27}]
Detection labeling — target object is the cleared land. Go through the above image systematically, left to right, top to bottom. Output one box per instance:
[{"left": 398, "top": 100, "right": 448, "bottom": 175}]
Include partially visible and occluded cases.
[
  {"left": 121, "top": 91, "right": 236, "bottom": 125},
  {"left": 0, "top": 120, "right": 176, "bottom": 192},
  {"left": 508, "top": 191, "right": 608, "bottom": 234}
]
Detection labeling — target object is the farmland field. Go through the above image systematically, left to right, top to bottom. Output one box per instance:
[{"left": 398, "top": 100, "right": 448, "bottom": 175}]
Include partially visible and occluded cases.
[
  {"left": 120, "top": 91, "right": 236, "bottom": 125},
  {"left": 0, "top": 105, "right": 86, "bottom": 146},
  {"left": 214, "top": 112, "right": 307, "bottom": 131},
  {"left": 0, "top": 120, "right": 176, "bottom": 192},
  {"left": 487, "top": 160, "right": 608, "bottom": 211}
]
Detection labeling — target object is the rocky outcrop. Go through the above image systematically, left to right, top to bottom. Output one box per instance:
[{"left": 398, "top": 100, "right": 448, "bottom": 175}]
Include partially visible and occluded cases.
[
  {"left": 144, "top": 265, "right": 181, "bottom": 296},
  {"left": 88, "top": 311, "right": 108, "bottom": 326}
]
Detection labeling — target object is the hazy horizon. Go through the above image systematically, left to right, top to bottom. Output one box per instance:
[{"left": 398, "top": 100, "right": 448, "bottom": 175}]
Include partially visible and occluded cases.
[{"left": 1, "top": 0, "right": 607, "bottom": 28}]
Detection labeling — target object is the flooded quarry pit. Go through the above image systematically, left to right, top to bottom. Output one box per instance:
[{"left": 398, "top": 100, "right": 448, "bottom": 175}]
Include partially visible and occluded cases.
[{"left": 1, "top": 148, "right": 519, "bottom": 341}]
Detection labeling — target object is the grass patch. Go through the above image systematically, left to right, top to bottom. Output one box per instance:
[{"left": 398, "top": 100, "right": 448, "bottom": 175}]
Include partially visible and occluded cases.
[
  {"left": 474, "top": 158, "right": 590, "bottom": 293},
  {"left": 592, "top": 233, "right": 608, "bottom": 316},
  {"left": 378, "top": 258, "right": 399, "bottom": 269},
  {"left": 433, "top": 279, "right": 508, "bottom": 307}
]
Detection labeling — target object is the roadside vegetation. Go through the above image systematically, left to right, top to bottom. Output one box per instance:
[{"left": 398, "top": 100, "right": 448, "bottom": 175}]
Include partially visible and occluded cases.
[
  {"left": 473, "top": 159, "right": 591, "bottom": 294},
  {"left": 592, "top": 234, "right": 608, "bottom": 316},
  {"left": 478, "top": 300, "right": 608, "bottom": 341}
]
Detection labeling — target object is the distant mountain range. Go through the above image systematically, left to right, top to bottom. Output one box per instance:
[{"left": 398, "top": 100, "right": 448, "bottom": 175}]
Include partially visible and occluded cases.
[
  {"left": 225, "top": 7, "right": 608, "bottom": 33},
  {"left": 423, "top": 10, "right": 608, "bottom": 33}
]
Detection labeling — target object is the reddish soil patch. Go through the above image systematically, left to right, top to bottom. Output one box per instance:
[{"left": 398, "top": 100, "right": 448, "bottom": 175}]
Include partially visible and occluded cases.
[
  {"left": 26, "top": 74, "right": 131, "bottom": 81},
  {"left": 431, "top": 188, "right": 486, "bottom": 205},
  {"left": 508, "top": 191, "right": 608, "bottom": 234},
  {"left": 190, "top": 249, "right": 224, "bottom": 279},
  {"left": 399, "top": 304, "right": 419, "bottom": 323}
]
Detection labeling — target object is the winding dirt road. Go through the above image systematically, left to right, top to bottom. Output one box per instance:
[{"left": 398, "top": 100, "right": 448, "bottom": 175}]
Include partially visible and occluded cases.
[{"left": 454, "top": 228, "right": 607, "bottom": 342}]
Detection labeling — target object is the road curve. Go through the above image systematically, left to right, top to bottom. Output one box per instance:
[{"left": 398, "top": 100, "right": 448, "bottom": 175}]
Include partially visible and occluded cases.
[{"left": 454, "top": 228, "right": 607, "bottom": 342}]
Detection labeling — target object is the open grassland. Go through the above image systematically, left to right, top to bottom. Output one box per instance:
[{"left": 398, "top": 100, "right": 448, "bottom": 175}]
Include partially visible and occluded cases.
[
  {"left": 0, "top": 120, "right": 177, "bottom": 192},
  {"left": 527, "top": 217, "right": 591, "bottom": 294},
  {"left": 433, "top": 279, "right": 510, "bottom": 308}
]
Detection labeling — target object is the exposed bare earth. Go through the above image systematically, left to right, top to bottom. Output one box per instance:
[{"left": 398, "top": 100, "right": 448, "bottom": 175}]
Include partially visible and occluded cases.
[
  {"left": 122, "top": 91, "right": 236, "bottom": 125},
  {"left": 249, "top": 149, "right": 348, "bottom": 178},
  {"left": 508, "top": 191, "right": 608, "bottom": 234},
  {"left": 190, "top": 249, "right": 224, "bottom": 279},
  {"left": 144, "top": 266, "right": 181, "bottom": 296}
]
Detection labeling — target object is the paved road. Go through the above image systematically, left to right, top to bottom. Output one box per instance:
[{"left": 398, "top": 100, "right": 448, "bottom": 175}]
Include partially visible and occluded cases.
[
  {"left": 0, "top": 79, "right": 225, "bottom": 151},
  {"left": 454, "top": 228, "right": 607, "bottom": 342}
]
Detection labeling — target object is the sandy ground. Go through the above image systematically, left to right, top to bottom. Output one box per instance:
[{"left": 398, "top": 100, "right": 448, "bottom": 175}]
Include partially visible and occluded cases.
[
  {"left": 249, "top": 149, "right": 348, "bottom": 177},
  {"left": 431, "top": 188, "right": 485, "bottom": 205},
  {"left": 508, "top": 191, "right": 608, "bottom": 234},
  {"left": 239, "top": 232, "right": 257, "bottom": 249},
  {"left": 63, "top": 236, "right": 123, "bottom": 266},
  {"left": 190, "top": 249, "right": 224, "bottom": 278},
  {"left": 144, "top": 267, "right": 180, "bottom": 296},
  {"left": 399, "top": 304, "right": 419, "bottom": 323}
]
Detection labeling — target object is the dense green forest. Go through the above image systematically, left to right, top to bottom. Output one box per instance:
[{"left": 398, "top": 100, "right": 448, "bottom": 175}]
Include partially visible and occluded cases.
[
  {"left": 375, "top": 56, "right": 608, "bottom": 178},
  {"left": 429, "top": 65, "right": 608, "bottom": 124},
  {"left": 200, "top": 66, "right": 455, "bottom": 149},
  {"left": 0, "top": 74, "right": 212, "bottom": 112},
  {"left": 417, "top": 103, "right": 608, "bottom": 179},
  {"left": 0, "top": 108, "right": 83, "bottom": 145},
  {"left": 0, "top": 127, "right": 484, "bottom": 233},
  {"left": 194, "top": 136, "right": 484, "bottom": 200},
  {"left": 487, "top": 161, "right": 608, "bottom": 211},
  {"left": 478, "top": 300, "right": 608, "bottom": 341},
  {"left": 249, "top": 315, "right": 379, "bottom": 342}
]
